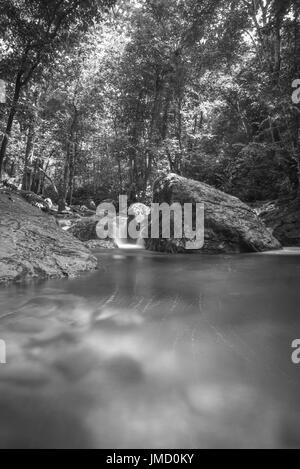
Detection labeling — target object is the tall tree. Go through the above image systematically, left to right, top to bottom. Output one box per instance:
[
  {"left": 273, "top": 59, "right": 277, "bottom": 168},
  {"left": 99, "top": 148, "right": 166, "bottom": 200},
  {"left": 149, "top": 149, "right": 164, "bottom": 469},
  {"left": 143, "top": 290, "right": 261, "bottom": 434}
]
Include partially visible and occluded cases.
[{"left": 0, "top": 0, "right": 115, "bottom": 177}]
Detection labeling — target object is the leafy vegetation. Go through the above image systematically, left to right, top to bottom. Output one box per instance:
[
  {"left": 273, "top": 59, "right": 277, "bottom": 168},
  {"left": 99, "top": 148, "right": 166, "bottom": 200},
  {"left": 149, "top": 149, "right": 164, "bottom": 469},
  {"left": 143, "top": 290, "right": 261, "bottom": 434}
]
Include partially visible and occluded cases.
[{"left": 0, "top": 0, "right": 299, "bottom": 206}]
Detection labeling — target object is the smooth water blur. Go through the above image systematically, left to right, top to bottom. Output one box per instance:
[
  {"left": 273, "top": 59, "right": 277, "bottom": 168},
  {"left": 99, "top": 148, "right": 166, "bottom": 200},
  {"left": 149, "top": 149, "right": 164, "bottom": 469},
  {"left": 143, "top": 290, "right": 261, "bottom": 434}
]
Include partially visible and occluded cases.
[{"left": 0, "top": 248, "right": 300, "bottom": 448}]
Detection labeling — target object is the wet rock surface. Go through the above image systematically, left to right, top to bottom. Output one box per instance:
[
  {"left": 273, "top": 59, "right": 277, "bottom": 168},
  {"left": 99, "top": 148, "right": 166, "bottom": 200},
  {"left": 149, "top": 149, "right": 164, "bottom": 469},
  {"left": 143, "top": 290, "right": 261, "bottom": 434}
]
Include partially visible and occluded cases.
[
  {"left": 145, "top": 174, "right": 281, "bottom": 254},
  {"left": 0, "top": 192, "right": 97, "bottom": 284},
  {"left": 257, "top": 197, "right": 300, "bottom": 247},
  {"left": 68, "top": 217, "right": 99, "bottom": 242},
  {"left": 69, "top": 217, "right": 118, "bottom": 249},
  {"left": 84, "top": 239, "right": 117, "bottom": 250}
]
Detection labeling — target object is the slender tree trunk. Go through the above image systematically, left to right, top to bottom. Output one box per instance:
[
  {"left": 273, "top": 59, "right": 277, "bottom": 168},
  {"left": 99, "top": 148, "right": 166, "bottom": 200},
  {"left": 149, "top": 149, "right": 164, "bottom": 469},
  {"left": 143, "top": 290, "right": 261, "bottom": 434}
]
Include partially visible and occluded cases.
[
  {"left": 273, "top": 24, "right": 282, "bottom": 84},
  {"left": 0, "top": 72, "right": 23, "bottom": 178},
  {"left": 22, "top": 90, "right": 40, "bottom": 190},
  {"left": 160, "top": 90, "right": 171, "bottom": 140},
  {"left": 175, "top": 97, "right": 183, "bottom": 174},
  {"left": 59, "top": 107, "right": 78, "bottom": 211},
  {"left": 293, "top": 114, "right": 300, "bottom": 198},
  {"left": 22, "top": 125, "right": 35, "bottom": 190},
  {"left": 68, "top": 140, "right": 76, "bottom": 206},
  {"left": 143, "top": 150, "right": 152, "bottom": 198},
  {"left": 61, "top": 151, "right": 70, "bottom": 210},
  {"left": 118, "top": 158, "right": 123, "bottom": 193},
  {"left": 9, "top": 160, "right": 15, "bottom": 178},
  {"left": 40, "top": 160, "right": 50, "bottom": 196},
  {"left": 35, "top": 166, "right": 42, "bottom": 195},
  {"left": 39, "top": 167, "right": 59, "bottom": 198}
]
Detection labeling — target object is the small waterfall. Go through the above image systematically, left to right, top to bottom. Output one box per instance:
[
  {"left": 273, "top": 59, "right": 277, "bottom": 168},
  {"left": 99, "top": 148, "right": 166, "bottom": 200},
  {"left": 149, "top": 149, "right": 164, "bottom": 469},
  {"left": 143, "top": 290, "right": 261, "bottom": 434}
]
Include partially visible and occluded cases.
[
  {"left": 112, "top": 215, "right": 145, "bottom": 250},
  {"left": 115, "top": 238, "right": 145, "bottom": 250}
]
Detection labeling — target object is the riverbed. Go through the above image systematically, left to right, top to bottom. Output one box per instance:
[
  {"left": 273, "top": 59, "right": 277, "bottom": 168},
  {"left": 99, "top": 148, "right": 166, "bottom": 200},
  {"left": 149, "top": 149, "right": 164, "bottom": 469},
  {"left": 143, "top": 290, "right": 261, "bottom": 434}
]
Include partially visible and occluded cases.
[{"left": 0, "top": 248, "right": 300, "bottom": 448}]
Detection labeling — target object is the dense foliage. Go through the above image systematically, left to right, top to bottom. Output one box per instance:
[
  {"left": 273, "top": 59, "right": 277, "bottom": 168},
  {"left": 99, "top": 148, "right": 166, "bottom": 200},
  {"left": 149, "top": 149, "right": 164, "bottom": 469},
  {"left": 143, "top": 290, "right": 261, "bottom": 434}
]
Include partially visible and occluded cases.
[{"left": 0, "top": 0, "right": 300, "bottom": 205}]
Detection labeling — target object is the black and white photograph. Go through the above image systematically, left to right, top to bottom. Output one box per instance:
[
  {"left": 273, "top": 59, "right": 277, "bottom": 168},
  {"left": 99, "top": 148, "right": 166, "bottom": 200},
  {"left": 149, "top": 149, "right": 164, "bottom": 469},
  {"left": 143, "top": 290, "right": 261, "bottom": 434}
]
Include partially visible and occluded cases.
[{"left": 0, "top": 0, "right": 300, "bottom": 452}]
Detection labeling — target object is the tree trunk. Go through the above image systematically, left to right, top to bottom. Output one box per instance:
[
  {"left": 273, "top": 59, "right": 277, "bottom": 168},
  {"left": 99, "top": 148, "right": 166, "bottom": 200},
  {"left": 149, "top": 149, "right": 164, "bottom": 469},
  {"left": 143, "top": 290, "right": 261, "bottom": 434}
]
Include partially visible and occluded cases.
[
  {"left": 273, "top": 24, "right": 282, "bottom": 84},
  {"left": 0, "top": 72, "right": 22, "bottom": 178},
  {"left": 22, "top": 90, "right": 40, "bottom": 190},
  {"left": 60, "top": 107, "right": 78, "bottom": 210},
  {"left": 294, "top": 114, "right": 300, "bottom": 198},
  {"left": 22, "top": 125, "right": 35, "bottom": 190},
  {"left": 68, "top": 140, "right": 76, "bottom": 206},
  {"left": 61, "top": 152, "right": 70, "bottom": 210},
  {"left": 118, "top": 157, "right": 123, "bottom": 193},
  {"left": 40, "top": 160, "right": 50, "bottom": 196},
  {"left": 39, "top": 167, "right": 59, "bottom": 198}
]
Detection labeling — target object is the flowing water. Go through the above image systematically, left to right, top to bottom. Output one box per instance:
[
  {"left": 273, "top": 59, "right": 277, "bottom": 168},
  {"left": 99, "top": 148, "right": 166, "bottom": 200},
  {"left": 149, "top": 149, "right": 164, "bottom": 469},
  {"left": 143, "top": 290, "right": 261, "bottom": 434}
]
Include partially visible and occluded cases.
[{"left": 0, "top": 248, "right": 300, "bottom": 448}]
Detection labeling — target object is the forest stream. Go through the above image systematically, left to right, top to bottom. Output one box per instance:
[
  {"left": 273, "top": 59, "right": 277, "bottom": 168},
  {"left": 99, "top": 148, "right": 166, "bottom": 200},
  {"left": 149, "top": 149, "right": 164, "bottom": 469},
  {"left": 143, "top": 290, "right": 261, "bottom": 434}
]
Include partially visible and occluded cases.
[{"left": 0, "top": 248, "right": 300, "bottom": 449}]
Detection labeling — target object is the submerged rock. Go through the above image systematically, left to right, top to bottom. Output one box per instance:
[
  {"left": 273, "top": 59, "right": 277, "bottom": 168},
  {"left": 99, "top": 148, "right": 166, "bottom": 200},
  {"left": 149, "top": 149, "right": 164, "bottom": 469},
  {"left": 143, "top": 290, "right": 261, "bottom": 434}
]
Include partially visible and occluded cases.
[
  {"left": 145, "top": 174, "right": 281, "bottom": 254},
  {"left": 0, "top": 192, "right": 97, "bottom": 284}
]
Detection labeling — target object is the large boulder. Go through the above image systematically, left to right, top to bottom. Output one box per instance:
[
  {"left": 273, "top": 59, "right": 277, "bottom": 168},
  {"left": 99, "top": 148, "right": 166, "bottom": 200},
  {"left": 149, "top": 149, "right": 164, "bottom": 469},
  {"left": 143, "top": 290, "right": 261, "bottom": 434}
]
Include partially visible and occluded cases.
[
  {"left": 145, "top": 174, "right": 281, "bottom": 254},
  {"left": 0, "top": 192, "right": 97, "bottom": 284},
  {"left": 257, "top": 196, "right": 300, "bottom": 246},
  {"left": 68, "top": 217, "right": 99, "bottom": 242},
  {"left": 68, "top": 217, "right": 117, "bottom": 248}
]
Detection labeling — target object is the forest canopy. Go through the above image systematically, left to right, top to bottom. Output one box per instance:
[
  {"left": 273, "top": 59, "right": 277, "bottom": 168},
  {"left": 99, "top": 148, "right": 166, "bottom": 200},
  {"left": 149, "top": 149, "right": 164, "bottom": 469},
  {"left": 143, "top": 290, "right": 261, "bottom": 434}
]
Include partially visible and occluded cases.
[{"left": 0, "top": 0, "right": 299, "bottom": 206}]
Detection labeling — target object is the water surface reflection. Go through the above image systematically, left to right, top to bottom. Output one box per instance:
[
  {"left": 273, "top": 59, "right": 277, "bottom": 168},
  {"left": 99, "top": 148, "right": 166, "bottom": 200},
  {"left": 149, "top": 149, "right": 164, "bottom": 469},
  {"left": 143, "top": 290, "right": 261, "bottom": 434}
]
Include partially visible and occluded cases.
[{"left": 0, "top": 249, "right": 300, "bottom": 448}]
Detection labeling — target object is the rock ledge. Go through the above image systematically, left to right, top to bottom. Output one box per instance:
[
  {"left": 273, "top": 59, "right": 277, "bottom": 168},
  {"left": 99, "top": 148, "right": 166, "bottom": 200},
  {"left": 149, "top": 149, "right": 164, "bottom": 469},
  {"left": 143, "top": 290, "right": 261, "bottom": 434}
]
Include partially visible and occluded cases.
[{"left": 0, "top": 192, "right": 97, "bottom": 284}]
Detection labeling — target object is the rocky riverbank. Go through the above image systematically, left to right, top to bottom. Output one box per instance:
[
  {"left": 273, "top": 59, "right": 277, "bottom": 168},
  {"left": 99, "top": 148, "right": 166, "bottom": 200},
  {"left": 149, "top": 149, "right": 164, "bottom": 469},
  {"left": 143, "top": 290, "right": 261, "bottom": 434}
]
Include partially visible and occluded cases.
[
  {"left": 0, "top": 173, "right": 287, "bottom": 284},
  {"left": 0, "top": 191, "right": 97, "bottom": 284}
]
